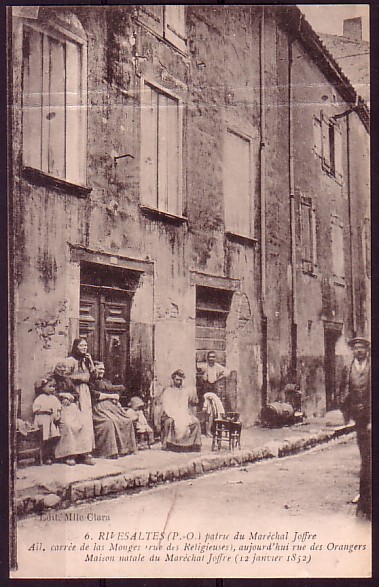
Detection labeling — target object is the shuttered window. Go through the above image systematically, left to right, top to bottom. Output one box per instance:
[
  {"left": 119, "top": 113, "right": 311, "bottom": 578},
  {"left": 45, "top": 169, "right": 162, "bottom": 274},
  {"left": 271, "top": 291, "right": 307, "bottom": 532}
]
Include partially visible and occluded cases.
[
  {"left": 137, "top": 6, "right": 187, "bottom": 53},
  {"left": 164, "top": 6, "right": 187, "bottom": 53},
  {"left": 22, "top": 23, "right": 86, "bottom": 185},
  {"left": 141, "top": 82, "right": 182, "bottom": 216},
  {"left": 321, "top": 112, "right": 343, "bottom": 181},
  {"left": 313, "top": 115, "right": 322, "bottom": 156},
  {"left": 224, "top": 129, "right": 254, "bottom": 238},
  {"left": 300, "top": 199, "right": 317, "bottom": 273},
  {"left": 363, "top": 217, "right": 371, "bottom": 278},
  {"left": 331, "top": 218, "right": 345, "bottom": 281}
]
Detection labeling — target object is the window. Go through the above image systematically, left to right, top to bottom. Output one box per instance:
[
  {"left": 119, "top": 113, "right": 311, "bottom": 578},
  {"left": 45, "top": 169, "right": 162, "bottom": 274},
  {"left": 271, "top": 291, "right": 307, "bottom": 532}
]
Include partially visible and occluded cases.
[
  {"left": 137, "top": 6, "right": 187, "bottom": 52},
  {"left": 22, "top": 20, "right": 87, "bottom": 185},
  {"left": 140, "top": 82, "right": 182, "bottom": 216},
  {"left": 321, "top": 112, "right": 343, "bottom": 180},
  {"left": 313, "top": 115, "right": 322, "bottom": 157},
  {"left": 224, "top": 129, "right": 254, "bottom": 239},
  {"left": 300, "top": 199, "right": 317, "bottom": 273},
  {"left": 331, "top": 217, "right": 345, "bottom": 282},
  {"left": 363, "top": 217, "right": 371, "bottom": 278}
]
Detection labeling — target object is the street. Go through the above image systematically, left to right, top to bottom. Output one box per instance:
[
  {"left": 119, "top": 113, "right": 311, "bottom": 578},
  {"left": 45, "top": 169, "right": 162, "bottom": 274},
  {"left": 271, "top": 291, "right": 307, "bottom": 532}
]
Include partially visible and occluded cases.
[{"left": 14, "top": 436, "right": 371, "bottom": 578}]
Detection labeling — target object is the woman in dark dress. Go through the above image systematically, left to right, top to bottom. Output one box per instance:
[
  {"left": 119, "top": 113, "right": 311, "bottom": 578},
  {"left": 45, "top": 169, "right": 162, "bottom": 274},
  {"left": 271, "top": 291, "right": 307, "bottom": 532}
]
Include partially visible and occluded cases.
[{"left": 89, "top": 362, "right": 137, "bottom": 458}]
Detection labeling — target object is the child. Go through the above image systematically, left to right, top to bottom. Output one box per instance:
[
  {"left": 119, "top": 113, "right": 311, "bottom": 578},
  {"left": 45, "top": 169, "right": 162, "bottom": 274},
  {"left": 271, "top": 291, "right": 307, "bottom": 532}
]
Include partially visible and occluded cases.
[
  {"left": 32, "top": 377, "right": 61, "bottom": 464},
  {"left": 125, "top": 396, "right": 154, "bottom": 447}
]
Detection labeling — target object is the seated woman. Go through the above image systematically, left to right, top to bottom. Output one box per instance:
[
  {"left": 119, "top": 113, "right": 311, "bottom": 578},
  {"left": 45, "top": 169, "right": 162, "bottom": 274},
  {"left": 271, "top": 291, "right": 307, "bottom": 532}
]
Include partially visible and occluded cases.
[
  {"left": 50, "top": 362, "right": 88, "bottom": 466},
  {"left": 89, "top": 362, "right": 137, "bottom": 458},
  {"left": 160, "top": 369, "right": 202, "bottom": 452}
]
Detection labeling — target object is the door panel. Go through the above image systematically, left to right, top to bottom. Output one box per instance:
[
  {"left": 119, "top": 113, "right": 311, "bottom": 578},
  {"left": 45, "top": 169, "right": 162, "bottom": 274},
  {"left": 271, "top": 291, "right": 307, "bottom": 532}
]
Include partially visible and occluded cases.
[
  {"left": 79, "top": 286, "right": 131, "bottom": 386},
  {"left": 79, "top": 290, "right": 100, "bottom": 359},
  {"left": 103, "top": 294, "right": 130, "bottom": 385},
  {"left": 324, "top": 328, "right": 340, "bottom": 412}
]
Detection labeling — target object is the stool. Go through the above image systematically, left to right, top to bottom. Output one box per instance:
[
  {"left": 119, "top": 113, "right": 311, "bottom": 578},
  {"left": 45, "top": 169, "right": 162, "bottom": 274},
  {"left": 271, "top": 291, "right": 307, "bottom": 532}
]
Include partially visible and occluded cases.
[
  {"left": 212, "top": 418, "right": 242, "bottom": 451},
  {"left": 136, "top": 430, "right": 151, "bottom": 449}
]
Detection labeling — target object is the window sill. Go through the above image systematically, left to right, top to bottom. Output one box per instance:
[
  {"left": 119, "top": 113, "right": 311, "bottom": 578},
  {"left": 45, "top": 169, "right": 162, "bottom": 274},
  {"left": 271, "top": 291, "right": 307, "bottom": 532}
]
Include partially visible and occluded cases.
[
  {"left": 321, "top": 163, "right": 343, "bottom": 186},
  {"left": 22, "top": 167, "right": 92, "bottom": 198},
  {"left": 140, "top": 205, "right": 187, "bottom": 225},
  {"left": 225, "top": 231, "right": 258, "bottom": 247},
  {"left": 301, "top": 261, "right": 317, "bottom": 277},
  {"left": 302, "top": 270, "right": 318, "bottom": 278},
  {"left": 333, "top": 279, "right": 346, "bottom": 288}
]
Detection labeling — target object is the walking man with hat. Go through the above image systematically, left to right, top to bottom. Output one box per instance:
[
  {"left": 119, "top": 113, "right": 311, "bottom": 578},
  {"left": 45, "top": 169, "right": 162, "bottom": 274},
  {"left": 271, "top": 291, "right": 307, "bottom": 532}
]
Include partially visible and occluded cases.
[{"left": 339, "top": 337, "right": 371, "bottom": 520}]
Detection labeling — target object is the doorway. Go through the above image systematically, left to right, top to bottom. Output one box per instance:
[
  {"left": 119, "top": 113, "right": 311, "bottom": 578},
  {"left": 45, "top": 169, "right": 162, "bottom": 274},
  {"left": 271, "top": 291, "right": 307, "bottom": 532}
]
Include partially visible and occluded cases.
[
  {"left": 79, "top": 263, "right": 140, "bottom": 386},
  {"left": 195, "top": 286, "right": 233, "bottom": 411},
  {"left": 323, "top": 323, "right": 342, "bottom": 412}
]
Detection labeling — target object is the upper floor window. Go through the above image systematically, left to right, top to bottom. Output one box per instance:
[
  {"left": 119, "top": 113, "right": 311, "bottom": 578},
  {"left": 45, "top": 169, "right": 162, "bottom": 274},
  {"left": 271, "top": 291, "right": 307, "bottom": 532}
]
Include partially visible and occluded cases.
[
  {"left": 137, "top": 6, "right": 187, "bottom": 53},
  {"left": 22, "top": 18, "right": 87, "bottom": 185},
  {"left": 140, "top": 81, "right": 183, "bottom": 217},
  {"left": 320, "top": 112, "right": 343, "bottom": 181},
  {"left": 224, "top": 128, "right": 254, "bottom": 239},
  {"left": 300, "top": 198, "right": 317, "bottom": 274},
  {"left": 331, "top": 217, "right": 345, "bottom": 283},
  {"left": 363, "top": 217, "right": 371, "bottom": 279}
]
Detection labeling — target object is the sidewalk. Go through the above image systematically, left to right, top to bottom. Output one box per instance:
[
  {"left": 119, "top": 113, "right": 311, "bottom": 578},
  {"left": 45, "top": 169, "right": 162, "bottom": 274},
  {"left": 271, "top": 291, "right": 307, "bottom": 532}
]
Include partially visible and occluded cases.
[{"left": 15, "top": 417, "right": 355, "bottom": 517}]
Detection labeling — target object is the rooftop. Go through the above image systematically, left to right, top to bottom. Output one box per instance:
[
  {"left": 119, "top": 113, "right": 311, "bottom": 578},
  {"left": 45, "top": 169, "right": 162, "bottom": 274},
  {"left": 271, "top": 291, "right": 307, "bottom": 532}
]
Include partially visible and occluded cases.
[{"left": 319, "top": 33, "right": 370, "bottom": 103}]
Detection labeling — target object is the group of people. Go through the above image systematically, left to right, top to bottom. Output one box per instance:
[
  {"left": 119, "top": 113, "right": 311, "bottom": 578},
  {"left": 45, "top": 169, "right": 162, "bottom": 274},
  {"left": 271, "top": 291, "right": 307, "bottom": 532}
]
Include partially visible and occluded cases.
[
  {"left": 32, "top": 336, "right": 371, "bottom": 521},
  {"left": 32, "top": 339, "right": 153, "bottom": 465},
  {"left": 32, "top": 342, "right": 229, "bottom": 465}
]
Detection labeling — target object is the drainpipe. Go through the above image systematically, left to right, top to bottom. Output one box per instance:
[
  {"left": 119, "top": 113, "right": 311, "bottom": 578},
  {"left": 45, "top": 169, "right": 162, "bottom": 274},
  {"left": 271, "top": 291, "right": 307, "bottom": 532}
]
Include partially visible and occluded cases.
[
  {"left": 259, "top": 7, "right": 268, "bottom": 407},
  {"left": 288, "top": 35, "right": 298, "bottom": 381},
  {"left": 332, "top": 108, "right": 357, "bottom": 336},
  {"left": 346, "top": 113, "right": 357, "bottom": 337}
]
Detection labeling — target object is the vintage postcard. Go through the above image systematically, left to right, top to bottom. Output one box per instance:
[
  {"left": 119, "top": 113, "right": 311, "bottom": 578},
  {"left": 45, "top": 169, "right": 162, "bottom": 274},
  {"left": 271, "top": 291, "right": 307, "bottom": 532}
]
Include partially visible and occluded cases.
[{"left": 9, "top": 3, "right": 371, "bottom": 579}]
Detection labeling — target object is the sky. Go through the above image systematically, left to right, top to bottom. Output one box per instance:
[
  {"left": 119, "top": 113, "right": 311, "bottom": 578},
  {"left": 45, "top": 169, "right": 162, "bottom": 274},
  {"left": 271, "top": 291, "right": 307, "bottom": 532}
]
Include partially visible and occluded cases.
[{"left": 298, "top": 4, "right": 370, "bottom": 41}]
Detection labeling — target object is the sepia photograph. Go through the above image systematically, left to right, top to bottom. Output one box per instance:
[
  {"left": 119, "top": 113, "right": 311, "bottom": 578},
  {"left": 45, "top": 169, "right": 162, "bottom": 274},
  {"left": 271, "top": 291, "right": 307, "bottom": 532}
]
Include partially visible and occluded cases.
[{"left": 8, "top": 3, "right": 371, "bottom": 579}]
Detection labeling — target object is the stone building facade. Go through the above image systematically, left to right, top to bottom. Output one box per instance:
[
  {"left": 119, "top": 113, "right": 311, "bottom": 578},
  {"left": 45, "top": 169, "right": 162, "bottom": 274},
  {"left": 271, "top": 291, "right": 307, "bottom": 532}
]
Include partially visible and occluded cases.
[{"left": 9, "top": 6, "right": 370, "bottom": 425}]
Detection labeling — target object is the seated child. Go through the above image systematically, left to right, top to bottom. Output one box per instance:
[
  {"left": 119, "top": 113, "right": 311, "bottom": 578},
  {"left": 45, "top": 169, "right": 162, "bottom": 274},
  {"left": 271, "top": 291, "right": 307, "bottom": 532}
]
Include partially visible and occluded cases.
[
  {"left": 32, "top": 376, "right": 61, "bottom": 464},
  {"left": 125, "top": 396, "right": 154, "bottom": 446}
]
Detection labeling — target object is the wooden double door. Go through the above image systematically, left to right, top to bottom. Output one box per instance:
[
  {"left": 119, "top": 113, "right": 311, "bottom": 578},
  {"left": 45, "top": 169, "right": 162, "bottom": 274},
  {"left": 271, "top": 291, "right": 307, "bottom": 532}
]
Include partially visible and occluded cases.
[{"left": 79, "top": 285, "right": 131, "bottom": 386}]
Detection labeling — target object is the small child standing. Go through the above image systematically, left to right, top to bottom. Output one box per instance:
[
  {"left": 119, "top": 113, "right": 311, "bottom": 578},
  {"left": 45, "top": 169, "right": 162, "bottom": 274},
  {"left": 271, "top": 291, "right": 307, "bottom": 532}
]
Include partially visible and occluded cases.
[
  {"left": 32, "top": 377, "right": 61, "bottom": 464},
  {"left": 125, "top": 396, "right": 154, "bottom": 447}
]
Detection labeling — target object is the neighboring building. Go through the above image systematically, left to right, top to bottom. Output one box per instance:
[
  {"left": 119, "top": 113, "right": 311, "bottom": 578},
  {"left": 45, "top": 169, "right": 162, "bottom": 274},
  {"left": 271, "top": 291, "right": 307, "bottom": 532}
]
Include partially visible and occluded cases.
[
  {"left": 9, "top": 5, "right": 370, "bottom": 426},
  {"left": 319, "top": 17, "right": 370, "bottom": 103}
]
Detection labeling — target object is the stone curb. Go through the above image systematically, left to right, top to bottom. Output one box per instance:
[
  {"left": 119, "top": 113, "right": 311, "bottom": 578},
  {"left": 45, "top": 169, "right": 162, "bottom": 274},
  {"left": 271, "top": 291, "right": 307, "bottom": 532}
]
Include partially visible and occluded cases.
[{"left": 16, "top": 424, "right": 355, "bottom": 517}]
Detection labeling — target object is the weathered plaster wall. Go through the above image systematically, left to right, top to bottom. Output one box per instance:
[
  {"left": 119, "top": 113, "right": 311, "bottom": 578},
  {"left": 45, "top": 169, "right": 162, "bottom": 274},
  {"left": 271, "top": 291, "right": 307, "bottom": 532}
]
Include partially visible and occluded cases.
[
  {"left": 11, "top": 6, "right": 370, "bottom": 425},
  {"left": 261, "top": 15, "right": 292, "bottom": 401},
  {"left": 290, "top": 39, "right": 352, "bottom": 414},
  {"left": 348, "top": 112, "right": 370, "bottom": 338}
]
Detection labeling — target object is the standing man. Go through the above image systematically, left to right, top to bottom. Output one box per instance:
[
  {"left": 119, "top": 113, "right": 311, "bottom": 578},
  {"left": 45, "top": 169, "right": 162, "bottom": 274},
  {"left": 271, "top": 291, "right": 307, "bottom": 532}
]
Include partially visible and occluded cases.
[
  {"left": 339, "top": 337, "right": 371, "bottom": 520},
  {"left": 196, "top": 351, "right": 230, "bottom": 396}
]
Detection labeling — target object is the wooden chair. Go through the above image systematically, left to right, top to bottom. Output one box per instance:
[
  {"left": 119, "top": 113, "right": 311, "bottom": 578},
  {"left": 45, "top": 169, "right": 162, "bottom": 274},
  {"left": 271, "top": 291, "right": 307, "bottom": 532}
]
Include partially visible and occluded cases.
[
  {"left": 15, "top": 389, "right": 43, "bottom": 466},
  {"left": 212, "top": 415, "right": 242, "bottom": 451}
]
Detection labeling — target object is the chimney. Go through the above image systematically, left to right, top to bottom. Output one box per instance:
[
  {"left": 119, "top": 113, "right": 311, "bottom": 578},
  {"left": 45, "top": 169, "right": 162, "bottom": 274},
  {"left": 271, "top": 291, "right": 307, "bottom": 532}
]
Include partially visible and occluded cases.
[{"left": 343, "top": 17, "right": 362, "bottom": 41}]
